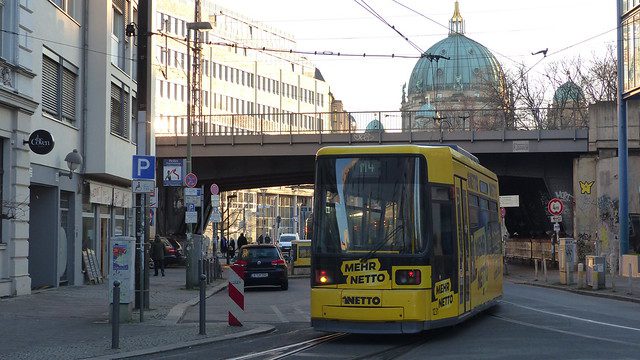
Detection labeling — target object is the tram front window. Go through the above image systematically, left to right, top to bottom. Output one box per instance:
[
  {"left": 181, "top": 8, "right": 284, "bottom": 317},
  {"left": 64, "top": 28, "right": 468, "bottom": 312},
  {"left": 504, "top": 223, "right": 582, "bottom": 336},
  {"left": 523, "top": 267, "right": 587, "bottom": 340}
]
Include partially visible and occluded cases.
[{"left": 314, "top": 156, "right": 427, "bottom": 255}]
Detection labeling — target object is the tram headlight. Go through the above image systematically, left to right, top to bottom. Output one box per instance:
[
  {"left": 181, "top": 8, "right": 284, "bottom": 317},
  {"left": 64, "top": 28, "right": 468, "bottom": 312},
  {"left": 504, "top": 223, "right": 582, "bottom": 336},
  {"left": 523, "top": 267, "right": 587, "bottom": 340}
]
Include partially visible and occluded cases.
[
  {"left": 395, "top": 269, "right": 421, "bottom": 285},
  {"left": 315, "top": 270, "right": 332, "bottom": 285}
]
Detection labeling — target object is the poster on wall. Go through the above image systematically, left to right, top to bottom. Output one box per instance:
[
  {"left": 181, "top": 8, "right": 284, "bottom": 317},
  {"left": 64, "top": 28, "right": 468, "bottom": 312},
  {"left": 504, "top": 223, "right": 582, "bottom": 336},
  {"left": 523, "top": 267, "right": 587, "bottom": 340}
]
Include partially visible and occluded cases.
[{"left": 163, "top": 159, "right": 185, "bottom": 187}]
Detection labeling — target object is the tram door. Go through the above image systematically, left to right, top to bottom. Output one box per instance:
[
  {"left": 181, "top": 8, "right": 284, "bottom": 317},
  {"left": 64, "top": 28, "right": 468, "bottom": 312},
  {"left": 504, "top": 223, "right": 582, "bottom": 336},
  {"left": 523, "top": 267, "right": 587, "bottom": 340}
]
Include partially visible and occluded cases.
[{"left": 455, "top": 177, "right": 470, "bottom": 314}]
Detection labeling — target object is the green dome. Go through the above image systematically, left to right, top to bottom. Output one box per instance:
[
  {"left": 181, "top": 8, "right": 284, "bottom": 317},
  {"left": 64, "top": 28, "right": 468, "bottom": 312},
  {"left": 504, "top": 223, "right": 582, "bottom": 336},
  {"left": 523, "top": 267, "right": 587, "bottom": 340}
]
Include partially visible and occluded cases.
[
  {"left": 407, "top": 2, "right": 503, "bottom": 97},
  {"left": 408, "top": 34, "right": 503, "bottom": 96},
  {"left": 553, "top": 81, "right": 584, "bottom": 104},
  {"left": 416, "top": 103, "right": 436, "bottom": 118},
  {"left": 365, "top": 119, "right": 384, "bottom": 132}
]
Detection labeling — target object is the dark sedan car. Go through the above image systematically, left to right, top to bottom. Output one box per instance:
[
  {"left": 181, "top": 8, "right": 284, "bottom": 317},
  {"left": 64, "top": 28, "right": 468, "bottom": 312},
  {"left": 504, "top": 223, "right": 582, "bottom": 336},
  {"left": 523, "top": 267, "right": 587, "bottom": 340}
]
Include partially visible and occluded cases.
[{"left": 234, "top": 244, "right": 288, "bottom": 290}]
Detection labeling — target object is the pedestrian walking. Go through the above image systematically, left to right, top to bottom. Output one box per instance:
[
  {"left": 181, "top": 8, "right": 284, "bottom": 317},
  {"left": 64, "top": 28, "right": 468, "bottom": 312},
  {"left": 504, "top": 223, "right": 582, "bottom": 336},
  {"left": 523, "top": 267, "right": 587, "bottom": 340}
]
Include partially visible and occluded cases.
[
  {"left": 237, "top": 233, "right": 248, "bottom": 250},
  {"left": 257, "top": 234, "right": 264, "bottom": 244},
  {"left": 265, "top": 234, "right": 272, "bottom": 244},
  {"left": 151, "top": 235, "right": 166, "bottom": 276},
  {"left": 221, "top": 236, "right": 228, "bottom": 256},
  {"left": 227, "top": 238, "right": 236, "bottom": 263}
]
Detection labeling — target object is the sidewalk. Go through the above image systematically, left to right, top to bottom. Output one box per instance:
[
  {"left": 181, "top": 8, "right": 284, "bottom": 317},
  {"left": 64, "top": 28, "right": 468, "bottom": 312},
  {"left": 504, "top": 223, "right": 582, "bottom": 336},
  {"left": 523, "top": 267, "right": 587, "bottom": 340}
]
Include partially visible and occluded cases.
[
  {"left": 505, "top": 260, "right": 640, "bottom": 304},
  {"left": 0, "top": 264, "right": 273, "bottom": 360}
]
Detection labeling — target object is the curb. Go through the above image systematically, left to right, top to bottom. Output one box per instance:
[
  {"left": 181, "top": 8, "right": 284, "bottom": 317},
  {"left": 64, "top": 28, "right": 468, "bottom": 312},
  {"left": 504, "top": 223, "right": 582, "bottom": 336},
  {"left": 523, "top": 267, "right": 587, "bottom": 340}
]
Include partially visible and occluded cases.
[
  {"left": 509, "top": 280, "right": 640, "bottom": 304},
  {"left": 164, "top": 282, "right": 228, "bottom": 325},
  {"left": 91, "top": 324, "right": 275, "bottom": 360}
]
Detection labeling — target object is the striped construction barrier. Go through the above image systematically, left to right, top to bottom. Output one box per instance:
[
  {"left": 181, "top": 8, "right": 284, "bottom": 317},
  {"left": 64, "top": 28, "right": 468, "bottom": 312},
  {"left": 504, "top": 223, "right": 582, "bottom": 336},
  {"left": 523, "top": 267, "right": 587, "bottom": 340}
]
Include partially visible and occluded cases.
[{"left": 228, "top": 264, "right": 245, "bottom": 326}]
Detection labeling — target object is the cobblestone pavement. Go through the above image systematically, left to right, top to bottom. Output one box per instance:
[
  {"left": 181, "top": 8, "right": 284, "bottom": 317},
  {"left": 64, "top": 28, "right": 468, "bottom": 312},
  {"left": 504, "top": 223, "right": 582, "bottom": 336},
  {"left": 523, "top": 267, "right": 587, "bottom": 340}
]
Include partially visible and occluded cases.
[{"left": 0, "top": 264, "right": 273, "bottom": 360}]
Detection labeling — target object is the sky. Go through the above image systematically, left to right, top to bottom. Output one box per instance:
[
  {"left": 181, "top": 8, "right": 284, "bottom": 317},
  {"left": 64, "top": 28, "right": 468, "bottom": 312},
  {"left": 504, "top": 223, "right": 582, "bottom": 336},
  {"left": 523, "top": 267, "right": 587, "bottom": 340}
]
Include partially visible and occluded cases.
[{"left": 213, "top": 0, "right": 617, "bottom": 111}]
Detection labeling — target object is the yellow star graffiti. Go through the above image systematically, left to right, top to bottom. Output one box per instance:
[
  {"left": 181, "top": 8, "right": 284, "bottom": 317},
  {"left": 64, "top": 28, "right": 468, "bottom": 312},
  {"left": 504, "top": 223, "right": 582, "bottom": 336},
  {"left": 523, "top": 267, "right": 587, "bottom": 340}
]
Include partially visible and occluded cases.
[{"left": 579, "top": 180, "right": 595, "bottom": 194}]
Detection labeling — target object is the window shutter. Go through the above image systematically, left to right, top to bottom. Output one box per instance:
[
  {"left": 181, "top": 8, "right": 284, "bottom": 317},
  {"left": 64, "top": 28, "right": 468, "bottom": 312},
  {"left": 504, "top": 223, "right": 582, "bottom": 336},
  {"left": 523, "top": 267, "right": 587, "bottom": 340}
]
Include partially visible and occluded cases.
[
  {"left": 42, "top": 56, "right": 59, "bottom": 115},
  {"left": 61, "top": 68, "right": 76, "bottom": 121},
  {"left": 110, "top": 83, "right": 122, "bottom": 135},
  {"left": 123, "top": 90, "right": 129, "bottom": 137},
  {"left": 131, "top": 97, "right": 137, "bottom": 142}
]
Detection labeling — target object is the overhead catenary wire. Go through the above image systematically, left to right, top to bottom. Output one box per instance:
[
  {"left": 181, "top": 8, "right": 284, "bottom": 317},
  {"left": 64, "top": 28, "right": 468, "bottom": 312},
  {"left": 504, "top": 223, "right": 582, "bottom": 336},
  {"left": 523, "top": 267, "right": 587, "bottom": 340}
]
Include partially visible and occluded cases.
[{"left": 352, "top": 0, "right": 424, "bottom": 54}]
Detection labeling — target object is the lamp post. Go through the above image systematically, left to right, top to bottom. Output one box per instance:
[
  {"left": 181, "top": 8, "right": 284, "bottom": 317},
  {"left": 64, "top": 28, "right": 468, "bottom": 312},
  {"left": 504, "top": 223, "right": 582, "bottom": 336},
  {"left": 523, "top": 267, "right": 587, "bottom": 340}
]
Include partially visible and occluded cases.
[{"left": 185, "top": 21, "right": 212, "bottom": 289}]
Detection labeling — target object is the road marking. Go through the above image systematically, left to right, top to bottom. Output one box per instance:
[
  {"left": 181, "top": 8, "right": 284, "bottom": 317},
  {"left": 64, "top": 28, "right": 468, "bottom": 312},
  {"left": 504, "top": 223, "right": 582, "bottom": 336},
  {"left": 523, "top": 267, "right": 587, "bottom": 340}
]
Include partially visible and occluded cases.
[
  {"left": 500, "top": 300, "right": 640, "bottom": 332},
  {"left": 271, "top": 305, "right": 289, "bottom": 323},
  {"left": 492, "top": 315, "right": 640, "bottom": 347},
  {"left": 225, "top": 333, "right": 345, "bottom": 360}
]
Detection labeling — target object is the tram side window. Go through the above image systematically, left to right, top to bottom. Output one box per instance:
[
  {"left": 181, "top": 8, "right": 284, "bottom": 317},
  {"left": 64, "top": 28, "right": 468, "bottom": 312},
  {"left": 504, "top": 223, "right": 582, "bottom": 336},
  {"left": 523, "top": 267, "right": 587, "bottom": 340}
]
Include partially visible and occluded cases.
[
  {"left": 431, "top": 186, "right": 455, "bottom": 281},
  {"left": 468, "top": 194, "right": 480, "bottom": 281},
  {"left": 488, "top": 201, "right": 500, "bottom": 254}
]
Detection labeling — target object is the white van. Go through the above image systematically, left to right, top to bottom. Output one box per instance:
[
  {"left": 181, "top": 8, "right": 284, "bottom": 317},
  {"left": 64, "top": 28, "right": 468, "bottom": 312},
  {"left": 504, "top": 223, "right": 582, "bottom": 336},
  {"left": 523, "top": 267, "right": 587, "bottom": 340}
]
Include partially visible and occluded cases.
[{"left": 277, "top": 233, "right": 299, "bottom": 254}]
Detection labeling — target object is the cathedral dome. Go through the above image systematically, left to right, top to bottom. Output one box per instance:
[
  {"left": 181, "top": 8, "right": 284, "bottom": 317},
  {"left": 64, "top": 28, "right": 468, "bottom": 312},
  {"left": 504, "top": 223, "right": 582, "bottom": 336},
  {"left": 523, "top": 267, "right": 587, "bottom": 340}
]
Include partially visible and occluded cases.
[
  {"left": 407, "top": 2, "right": 504, "bottom": 97},
  {"left": 553, "top": 80, "right": 585, "bottom": 104}
]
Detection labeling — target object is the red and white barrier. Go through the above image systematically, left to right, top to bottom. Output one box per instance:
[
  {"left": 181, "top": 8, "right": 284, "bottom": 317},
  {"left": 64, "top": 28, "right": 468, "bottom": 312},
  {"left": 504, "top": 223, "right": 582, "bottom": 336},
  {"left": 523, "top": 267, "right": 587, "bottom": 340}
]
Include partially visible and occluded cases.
[{"left": 228, "top": 264, "right": 245, "bottom": 326}]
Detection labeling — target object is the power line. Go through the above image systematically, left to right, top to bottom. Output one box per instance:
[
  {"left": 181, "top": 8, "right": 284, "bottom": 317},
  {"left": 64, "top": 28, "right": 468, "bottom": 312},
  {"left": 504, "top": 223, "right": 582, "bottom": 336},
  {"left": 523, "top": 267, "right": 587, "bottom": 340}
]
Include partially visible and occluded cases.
[{"left": 352, "top": 0, "right": 423, "bottom": 54}]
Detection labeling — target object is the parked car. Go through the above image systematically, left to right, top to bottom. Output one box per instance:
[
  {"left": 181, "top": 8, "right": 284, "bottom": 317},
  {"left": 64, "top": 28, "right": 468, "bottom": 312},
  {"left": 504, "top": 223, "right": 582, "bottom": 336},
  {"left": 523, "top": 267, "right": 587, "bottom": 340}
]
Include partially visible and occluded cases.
[
  {"left": 277, "top": 233, "right": 299, "bottom": 255},
  {"left": 164, "top": 237, "right": 185, "bottom": 265},
  {"left": 234, "top": 244, "right": 288, "bottom": 290}
]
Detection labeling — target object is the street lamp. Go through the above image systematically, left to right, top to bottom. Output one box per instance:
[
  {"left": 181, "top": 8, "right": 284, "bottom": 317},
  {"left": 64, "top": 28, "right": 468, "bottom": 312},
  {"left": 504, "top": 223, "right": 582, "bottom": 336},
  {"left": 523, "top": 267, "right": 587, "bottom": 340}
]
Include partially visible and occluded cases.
[
  {"left": 185, "top": 21, "right": 212, "bottom": 289},
  {"left": 185, "top": 21, "right": 212, "bottom": 176},
  {"left": 58, "top": 149, "right": 83, "bottom": 179}
]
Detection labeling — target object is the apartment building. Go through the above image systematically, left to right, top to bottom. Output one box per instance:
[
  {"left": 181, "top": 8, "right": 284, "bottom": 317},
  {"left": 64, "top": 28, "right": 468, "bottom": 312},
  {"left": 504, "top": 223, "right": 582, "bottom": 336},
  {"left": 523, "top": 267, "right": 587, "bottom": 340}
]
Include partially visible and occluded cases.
[
  {"left": 0, "top": 0, "right": 140, "bottom": 297},
  {"left": 152, "top": 1, "right": 332, "bottom": 137}
]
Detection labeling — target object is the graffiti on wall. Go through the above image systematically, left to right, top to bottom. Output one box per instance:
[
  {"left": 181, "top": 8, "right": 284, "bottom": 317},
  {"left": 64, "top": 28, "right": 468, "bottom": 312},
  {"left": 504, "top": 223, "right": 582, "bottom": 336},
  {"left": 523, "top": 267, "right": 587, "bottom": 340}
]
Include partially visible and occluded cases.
[{"left": 579, "top": 180, "right": 595, "bottom": 194}]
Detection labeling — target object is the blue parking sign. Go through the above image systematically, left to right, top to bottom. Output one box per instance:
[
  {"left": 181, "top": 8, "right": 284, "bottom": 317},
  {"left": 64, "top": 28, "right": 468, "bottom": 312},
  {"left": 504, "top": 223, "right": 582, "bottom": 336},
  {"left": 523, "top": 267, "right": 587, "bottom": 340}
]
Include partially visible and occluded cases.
[{"left": 132, "top": 155, "right": 156, "bottom": 180}]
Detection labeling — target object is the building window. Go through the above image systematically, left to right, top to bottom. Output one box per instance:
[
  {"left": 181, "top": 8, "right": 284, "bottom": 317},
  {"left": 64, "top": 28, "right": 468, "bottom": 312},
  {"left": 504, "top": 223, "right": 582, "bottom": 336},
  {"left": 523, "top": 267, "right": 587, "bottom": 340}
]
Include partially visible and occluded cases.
[
  {"left": 52, "top": 0, "right": 75, "bottom": 18},
  {"left": 112, "top": 0, "right": 126, "bottom": 69},
  {"left": 42, "top": 53, "right": 78, "bottom": 123},
  {"left": 110, "top": 82, "right": 129, "bottom": 138},
  {"left": 131, "top": 96, "right": 137, "bottom": 143}
]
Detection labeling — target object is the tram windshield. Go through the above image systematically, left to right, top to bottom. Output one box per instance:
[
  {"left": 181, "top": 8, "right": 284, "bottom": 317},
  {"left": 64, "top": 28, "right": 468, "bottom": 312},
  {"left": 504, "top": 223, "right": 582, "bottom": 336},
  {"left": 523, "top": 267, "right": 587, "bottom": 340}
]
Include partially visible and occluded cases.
[{"left": 314, "top": 156, "right": 427, "bottom": 255}]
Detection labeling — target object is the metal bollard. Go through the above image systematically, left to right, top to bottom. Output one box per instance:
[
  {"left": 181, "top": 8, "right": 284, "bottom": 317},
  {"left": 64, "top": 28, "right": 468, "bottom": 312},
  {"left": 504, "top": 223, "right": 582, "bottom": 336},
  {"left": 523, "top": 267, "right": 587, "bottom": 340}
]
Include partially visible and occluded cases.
[
  {"left": 610, "top": 255, "right": 616, "bottom": 292},
  {"left": 543, "top": 258, "right": 548, "bottom": 283},
  {"left": 534, "top": 259, "right": 539, "bottom": 281},
  {"left": 628, "top": 262, "right": 633, "bottom": 295},
  {"left": 577, "top": 263, "right": 584, "bottom": 289},
  {"left": 199, "top": 274, "right": 207, "bottom": 335},
  {"left": 111, "top": 280, "right": 121, "bottom": 349}
]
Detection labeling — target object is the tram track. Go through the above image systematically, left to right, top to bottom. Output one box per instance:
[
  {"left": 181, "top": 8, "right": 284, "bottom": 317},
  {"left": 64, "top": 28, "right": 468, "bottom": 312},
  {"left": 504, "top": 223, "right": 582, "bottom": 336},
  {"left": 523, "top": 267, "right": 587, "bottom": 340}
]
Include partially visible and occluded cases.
[{"left": 226, "top": 331, "right": 431, "bottom": 360}]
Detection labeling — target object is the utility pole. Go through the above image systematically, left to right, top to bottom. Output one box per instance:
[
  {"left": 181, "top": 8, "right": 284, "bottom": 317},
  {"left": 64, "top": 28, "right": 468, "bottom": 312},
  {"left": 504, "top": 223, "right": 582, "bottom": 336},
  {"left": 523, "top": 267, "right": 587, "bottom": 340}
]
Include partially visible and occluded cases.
[
  {"left": 135, "top": 0, "right": 152, "bottom": 316},
  {"left": 185, "top": 0, "right": 208, "bottom": 289},
  {"left": 616, "top": 0, "right": 629, "bottom": 265}
]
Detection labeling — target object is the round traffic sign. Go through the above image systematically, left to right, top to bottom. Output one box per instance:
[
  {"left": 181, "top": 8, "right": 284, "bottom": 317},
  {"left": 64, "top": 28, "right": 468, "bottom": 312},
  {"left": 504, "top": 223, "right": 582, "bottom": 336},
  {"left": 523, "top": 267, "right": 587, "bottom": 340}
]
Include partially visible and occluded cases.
[
  {"left": 184, "top": 172, "right": 198, "bottom": 188},
  {"left": 210, "top": 183, "right": 219, "bottom": 195},
  {"left": 547, "top": 198, "right": 564, "bottom": 215}
]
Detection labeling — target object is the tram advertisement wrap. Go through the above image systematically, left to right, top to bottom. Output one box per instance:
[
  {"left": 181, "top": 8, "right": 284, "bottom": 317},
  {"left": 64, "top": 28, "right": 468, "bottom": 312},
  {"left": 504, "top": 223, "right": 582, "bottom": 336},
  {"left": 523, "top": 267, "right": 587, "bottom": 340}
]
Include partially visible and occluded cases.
[
  {"left": 340, "top": 259, "right": 390, "bottom": 289},
  {"left": 432, "top": 278, "right": 457, "bottom": 319}
]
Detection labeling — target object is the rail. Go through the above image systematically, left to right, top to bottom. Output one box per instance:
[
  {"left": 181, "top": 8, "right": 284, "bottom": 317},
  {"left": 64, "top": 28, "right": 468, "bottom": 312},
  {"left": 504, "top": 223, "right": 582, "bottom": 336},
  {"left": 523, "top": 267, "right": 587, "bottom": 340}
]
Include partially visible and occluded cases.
[{"left": 154, "top": 109, "right": 589, "bottom": 138}]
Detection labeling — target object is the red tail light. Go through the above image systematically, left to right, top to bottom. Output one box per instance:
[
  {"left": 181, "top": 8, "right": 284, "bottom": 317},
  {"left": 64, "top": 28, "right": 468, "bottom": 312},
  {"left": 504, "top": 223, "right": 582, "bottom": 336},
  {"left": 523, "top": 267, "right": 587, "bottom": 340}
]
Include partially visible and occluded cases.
[
  {"left": 167, "top": 248, "right": 176, "bottom": 254},
  {"left": 271, "top": 259, "right": 286, "bottom": 266},
  {"left": 235, "top": 260, "right": 248, "bottom": 267},
  {"left": 395, "top": 269, "right": 421, "bottom": 285},
  {"left": 315, "top": 270, "right": 332, "bottom": 285}
]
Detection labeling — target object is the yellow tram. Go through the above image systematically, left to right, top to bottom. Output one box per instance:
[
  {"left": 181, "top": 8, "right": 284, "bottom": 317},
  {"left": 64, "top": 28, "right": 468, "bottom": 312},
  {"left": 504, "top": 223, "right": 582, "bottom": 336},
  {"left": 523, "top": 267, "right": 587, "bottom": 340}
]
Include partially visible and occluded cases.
[{"left": 310, "top": 145, "right": 503, "bottom": 333}]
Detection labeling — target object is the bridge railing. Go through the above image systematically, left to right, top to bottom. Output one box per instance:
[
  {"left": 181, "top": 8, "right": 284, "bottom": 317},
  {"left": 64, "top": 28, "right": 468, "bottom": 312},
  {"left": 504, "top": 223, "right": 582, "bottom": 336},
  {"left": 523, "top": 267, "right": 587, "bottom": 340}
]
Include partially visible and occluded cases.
[{"left": 154, "top": 108, "right": 589, "bottom": 137}]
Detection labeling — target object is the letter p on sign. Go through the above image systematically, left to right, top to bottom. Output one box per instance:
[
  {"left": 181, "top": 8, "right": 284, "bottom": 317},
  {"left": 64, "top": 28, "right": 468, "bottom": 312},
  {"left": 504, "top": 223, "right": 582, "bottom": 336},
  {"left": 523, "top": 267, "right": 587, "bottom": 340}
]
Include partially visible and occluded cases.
[{"left": 132, "top": 155, "right": 156, "bottom": 180}]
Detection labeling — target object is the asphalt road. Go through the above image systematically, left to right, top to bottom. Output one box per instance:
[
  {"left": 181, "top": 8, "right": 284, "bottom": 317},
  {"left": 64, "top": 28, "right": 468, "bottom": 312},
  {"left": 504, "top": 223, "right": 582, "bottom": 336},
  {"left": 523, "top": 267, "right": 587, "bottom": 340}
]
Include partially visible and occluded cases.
[{"left": 133, "top": 279, "right": 640, "bottom": 359}]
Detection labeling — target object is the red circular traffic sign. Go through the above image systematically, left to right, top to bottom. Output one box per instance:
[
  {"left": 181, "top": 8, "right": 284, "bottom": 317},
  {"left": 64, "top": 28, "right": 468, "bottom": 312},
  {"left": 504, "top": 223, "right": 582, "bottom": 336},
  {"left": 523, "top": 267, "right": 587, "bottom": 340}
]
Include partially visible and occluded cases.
[
  {"left": 184, "top": 172, "right": 197, "bottom": 188},
  {"left": 210, "top": 183, "right": 219, "bottom": 195},
  {"left": 547, "top": 198, "right": 564, "bottom": 215}
]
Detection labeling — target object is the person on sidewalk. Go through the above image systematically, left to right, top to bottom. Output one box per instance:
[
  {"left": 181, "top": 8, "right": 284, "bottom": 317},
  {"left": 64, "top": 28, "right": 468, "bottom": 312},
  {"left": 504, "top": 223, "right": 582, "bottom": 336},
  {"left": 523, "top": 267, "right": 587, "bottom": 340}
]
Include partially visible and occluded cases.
[
  {"left": 237, "top": 233, "right": 248, "bottom": 250},
  {"left": 257, "top": 234, "right": 264, "bottom": 244},
  {"left": 151, "top": 235, "right": 166, "bottom": 276},
  {"left": 221, "top": 236, "right": 228, "bottom": 259},
  {"left": 227, "top": 238, "right": 236, "bottom": 263}
]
